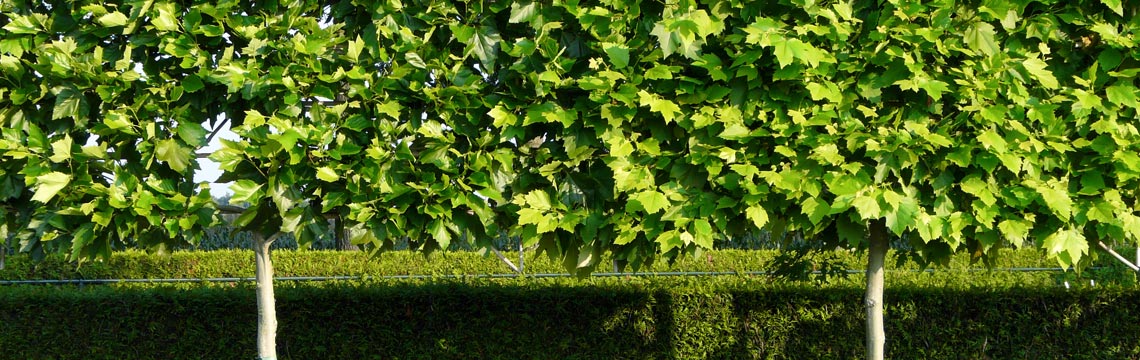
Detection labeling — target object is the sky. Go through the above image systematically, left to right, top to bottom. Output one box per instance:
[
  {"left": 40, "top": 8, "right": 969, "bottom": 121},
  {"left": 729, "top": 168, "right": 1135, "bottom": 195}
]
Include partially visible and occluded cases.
[{"left": 193, "top": 121, "right": 237, "bottom": 198}]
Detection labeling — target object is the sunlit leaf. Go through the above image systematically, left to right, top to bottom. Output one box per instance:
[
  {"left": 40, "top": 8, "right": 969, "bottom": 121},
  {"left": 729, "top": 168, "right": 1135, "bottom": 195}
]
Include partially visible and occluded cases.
[{"left": 31, "top": 172, "right": 71, "bottom": 203}]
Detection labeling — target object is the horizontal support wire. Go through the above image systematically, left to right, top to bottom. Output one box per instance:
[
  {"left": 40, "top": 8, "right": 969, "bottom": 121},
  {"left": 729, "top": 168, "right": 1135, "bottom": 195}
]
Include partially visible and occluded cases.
[{"left": 0, "top": 267, "right": 1095, "bottom": 286}]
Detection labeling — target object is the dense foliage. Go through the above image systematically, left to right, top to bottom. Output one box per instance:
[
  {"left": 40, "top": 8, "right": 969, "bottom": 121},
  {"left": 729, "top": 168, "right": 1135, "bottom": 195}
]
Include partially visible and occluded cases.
[
  {"left": 2, "top": 0, "right": 1136, "bottom": 271},
  {"left": 1, "top": 1, "right": 1137, "bottom": 357},
  {"left": 1, "top": 279, "right": 1138, "bottom": 359}
]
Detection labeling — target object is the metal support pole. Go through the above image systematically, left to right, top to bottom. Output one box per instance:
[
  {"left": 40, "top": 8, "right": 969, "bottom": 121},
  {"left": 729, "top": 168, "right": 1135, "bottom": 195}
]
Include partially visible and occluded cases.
[{"left": 518, "top": 240, "right": 525, "bottom": 275}]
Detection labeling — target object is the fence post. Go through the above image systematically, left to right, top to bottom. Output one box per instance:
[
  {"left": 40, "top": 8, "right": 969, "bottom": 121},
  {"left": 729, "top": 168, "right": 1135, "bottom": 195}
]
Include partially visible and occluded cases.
[{"left": 518, "top": 240, "right": 525, "bottom": 275}]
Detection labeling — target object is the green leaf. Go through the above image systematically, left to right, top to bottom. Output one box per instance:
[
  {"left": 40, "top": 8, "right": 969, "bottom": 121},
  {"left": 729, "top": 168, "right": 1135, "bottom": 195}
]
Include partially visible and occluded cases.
[
  {"left": 1101, "top": 0, "right": 1124, "bottom": 16},
  {"left": 509, "top": 2, "right": 538, "bottom": 23},
  {"left": 152, "top": 4, "right": 180, "bottom": 32},
  {"left": 97, "top": 12, "right": 129, "bottom": 27},
  {"left": 3, "top": 14, "right": 42, "bottom": 34},
  {"left": 963, "top": 22, "right": 999, "bottom": 56},
  {"left": 650, "top": 23, "right": 679, "bottom": 59},
  {"left": 469, "top": 26, "right": 501, "bottom": 70},
  {"left": 346, "top": 35, "right": 364, "bottom": 62},
  {"left": 772, "top": 37, "right": 795, "bottom": 68},
  {"left": 603, "top": 43, "right": 630, "bottom": 69},
  {"left": 405, "top": 52, "right": 427, "bottom": 69},
  {"left": 1021, "top": 58, "right": 1058, "bottom": 89},
  {"left": 645, "top": 65, "right": 673, "bottom": 80},
  {"left": 182, "top": 74, "right": 205, "bottom": 93},
  {"left": 916, "top": 78, "right": 950, "bottom": 101},
  {"left": 806, "top": 82, "right": 842, "bottom": 103},
  {"left": 1105, "top": 85, "right": 1139, "bottom": 108},
  {"left": 52, "top": 87, "right": 88, "bottom": 121},
  {"left": 638, "top": 91, "right": 681, "bottom": 123},
  {"left": 488, "top": 106, "right": 517, "bottom": 128},
  {"left": 176, "top": 122, "right": 208, "bottom": 147},
  {"left": 977, "top": 129, "right": 1007, "bottom": 153},
  {"left": 49, "top": 135, "right": 73, "bottom": 163},
  {"left": 155, "top": 139, "right": 193, "bottom": 173},
  {"left": 316, "top": 167, "right": 340, "bottom": 182},
  {"left": 31, "top": 172, "right": 72, "bottom": 203},
  {"left": 824, "top": 172, "right": 869, "bottom": 197},
  {"left": 1079, "top": 172, "right": 1106, "bottom": 195},
  {"left": 230, "top": 180, "right": 264, "bottom": 205},
  {"left": 1034, "top": 183, "right": 1072, "bottom": 221},
  {"left": 522, "top": 190, "right": 553, "bottom": 210},
  {"left": 629, "top": 190, "right": 670, "bottom": 214},
  {"left": 322, "top": 191, "right": 348, "bottom": 209},
  {"left": 853, "top": 194, "right": 881, "bottom": 220},
  {"left": 885, "top": 194, "right": 918, "bottom": 236},
  {"left": 801, "top": 197, "right": 830, "bottom": 225},
  {"left": 1087, "top": 200, "right": 1116, "bottom": 223},
  {"left": 745, "top": 204, "right": 768, "bottom": 229},
  {"left": 281, "top": 207, "right": 305, "bottom": 233},
  {"left": 517, "top": 208, "right": 546, "bottom": 226},
  {"left": 916, "top": 213, "right": 944, "bottom": 243},
  {"left": 998, "top": 218, "right": 1030, "bottom": 248},
  {"left": 429, "top": 219, "right": 452, "bottom": 249},
  {"left": 691, "top": 219, "right": 714, "bottom": 249},
  {"left": 70, "top": 223, "right": 95, "bottom": 260},
  {"left": 1042, "top": 228, "right": 1087, "bottom": 270},
  {"left": 655, "top": 230, "right": 684, "bottom": 252}
]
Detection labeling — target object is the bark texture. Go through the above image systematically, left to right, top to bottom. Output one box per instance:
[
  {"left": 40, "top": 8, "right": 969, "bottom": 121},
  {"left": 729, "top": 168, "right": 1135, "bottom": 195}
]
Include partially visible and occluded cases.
[
  {"left": 865, "top": 220, "right": 889, "bottom": 360},
  {"left": 254, "top": 233, "right": 278, "bottom": 360}
]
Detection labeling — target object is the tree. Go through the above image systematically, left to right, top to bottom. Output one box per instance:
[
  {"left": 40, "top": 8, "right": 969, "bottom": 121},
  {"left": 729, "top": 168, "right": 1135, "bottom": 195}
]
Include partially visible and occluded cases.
[
  {"left": 3, "top": 1, "right": 1136, "bottom": 360},
  {"left": 481, "top": 1, "right": 1138, "bottom": 359}
]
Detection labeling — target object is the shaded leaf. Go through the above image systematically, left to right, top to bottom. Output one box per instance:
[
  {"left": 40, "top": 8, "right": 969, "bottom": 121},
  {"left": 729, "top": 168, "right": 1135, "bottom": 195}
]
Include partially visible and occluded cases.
[{"left": 470, "top": 26, "right": 501, "bottom": 70}]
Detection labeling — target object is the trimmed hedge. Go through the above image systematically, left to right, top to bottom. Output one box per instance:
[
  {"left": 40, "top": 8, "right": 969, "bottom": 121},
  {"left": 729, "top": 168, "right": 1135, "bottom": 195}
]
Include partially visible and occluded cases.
[
  {"left": 0, "top": 247, "right": 1120, "bottom": 277},
  {"left": 2, "top": 248, "right": 1136, "bottom": 290},
  {"left": 2, "top": 249, "right": 1136, "bottom": 358},
  {"left": 1, "top": 278, "right": 1138, "bottom": 359}
]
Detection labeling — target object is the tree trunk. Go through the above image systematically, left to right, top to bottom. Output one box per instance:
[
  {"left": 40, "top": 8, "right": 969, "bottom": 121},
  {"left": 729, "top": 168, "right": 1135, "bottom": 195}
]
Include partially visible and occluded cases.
[
  {"left": 335, "top": 217, "right": 357, "bottom": 251},
  {"left": 865, "top": 220, "right": 889, "bottom": 360},
  {"left": 253, "top": 232, "right": 279, "bottom": 360}
]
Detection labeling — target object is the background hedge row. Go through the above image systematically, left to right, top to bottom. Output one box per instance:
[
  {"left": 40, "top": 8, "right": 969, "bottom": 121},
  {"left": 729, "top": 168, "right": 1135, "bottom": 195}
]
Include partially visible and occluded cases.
[
  {"left": 3, "top": 248, "right": 1137, "bottom": 288},
  {"left": 3, "top": 249, "right": 1137, "bottom": 358},
  {"left": 1, "top": 277, "right": 1138, "bottom": 359}
]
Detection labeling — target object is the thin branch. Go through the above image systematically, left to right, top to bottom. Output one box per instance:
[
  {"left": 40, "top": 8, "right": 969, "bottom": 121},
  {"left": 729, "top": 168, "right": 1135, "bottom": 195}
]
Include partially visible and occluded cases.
[
  {"left": 300, "top": 99, "right": 347, "bottom": 108},
  {"left": 205, "top": 117, "right": 230, "bottom": 145},
  {"left": 216, "top": 204, "right": 247, "bottom": 215},
  {"left": 1097, "top": 241, "right": 1140, "bottom": 271},
  {"left": 491, "top": 247, "right": 521, "bottom": 273}
]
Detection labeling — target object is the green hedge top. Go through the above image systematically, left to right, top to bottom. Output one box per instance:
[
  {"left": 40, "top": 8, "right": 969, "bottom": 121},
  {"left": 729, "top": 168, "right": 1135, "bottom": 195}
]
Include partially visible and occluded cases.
[{"left": 3, "top": 248, "right": 1136, "bottom": 289}]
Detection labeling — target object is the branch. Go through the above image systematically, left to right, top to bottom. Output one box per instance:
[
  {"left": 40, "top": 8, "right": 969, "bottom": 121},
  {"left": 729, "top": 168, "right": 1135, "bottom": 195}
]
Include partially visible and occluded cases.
[
  {"left": 205, "top": 117, "right": 230, "bottom": 145},
  {"left": 216, "top": 204, "right": 247, "bottom": 215},
  {"left": 1096, "top": 241, "right": 1140, "bottom": 271},
  {"left": 490, "top": 246, "right": 521, "bottom": 273}
]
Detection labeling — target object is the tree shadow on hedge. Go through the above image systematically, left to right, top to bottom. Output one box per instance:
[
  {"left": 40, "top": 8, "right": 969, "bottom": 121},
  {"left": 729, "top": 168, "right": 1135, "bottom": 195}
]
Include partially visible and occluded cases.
[{"left": 275, "top": 282, "right": 678, "bottom": 359}]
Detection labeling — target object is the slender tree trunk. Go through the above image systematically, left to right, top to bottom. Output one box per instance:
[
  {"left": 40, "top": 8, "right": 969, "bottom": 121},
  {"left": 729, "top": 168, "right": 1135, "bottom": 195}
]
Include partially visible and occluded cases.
[
  {"left": 335, "top": 217, "right": 357, "bottom": 251},
  {"left": 865, "top": 220, "right": 889, "bottom": 360},
  {"left": 253, "top": 232, "right": 279, "bottom": 360}
]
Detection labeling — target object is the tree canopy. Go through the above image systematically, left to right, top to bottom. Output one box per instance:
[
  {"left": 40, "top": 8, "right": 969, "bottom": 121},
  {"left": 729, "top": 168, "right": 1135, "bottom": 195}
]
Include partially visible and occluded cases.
[{"left": 1, "top": 0, "right": 1136, "bottom": 271}]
